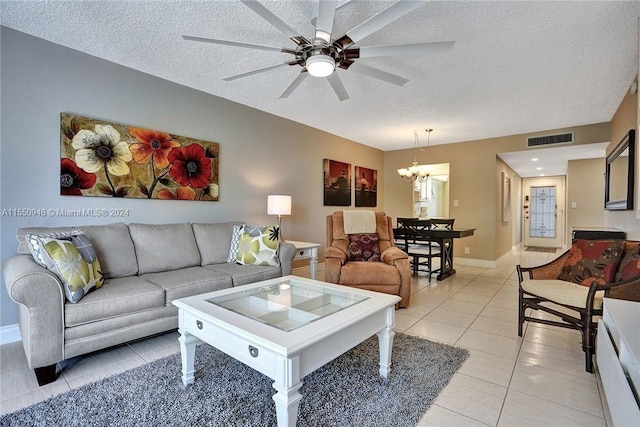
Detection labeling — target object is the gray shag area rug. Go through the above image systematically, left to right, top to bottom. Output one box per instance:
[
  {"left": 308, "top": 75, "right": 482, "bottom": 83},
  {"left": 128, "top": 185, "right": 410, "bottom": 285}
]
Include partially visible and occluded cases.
[{"left": 1, "top": 333, "right": 468, "bottom": 427}]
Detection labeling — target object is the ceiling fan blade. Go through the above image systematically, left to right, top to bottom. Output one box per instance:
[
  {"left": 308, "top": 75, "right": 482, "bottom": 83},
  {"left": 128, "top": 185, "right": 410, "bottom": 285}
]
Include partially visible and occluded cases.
[
  {"left": 240, "top": 0, "right": 300, "bottom": 40},
  {"left": 311, "top": 0, "right": 353, "bottom": 26},
  {"left": 315, "top": 0, "right": 337, "bottom": 43},
  {"left": 335, "top": 0, "right": 426, "bottom": 48},
  {"left": 182, "top": 35, "right": 284, "bottom": 53},
  {"left": 358, "top": 41, "right": 455, "bottom": 58},
  {"left": 223, "top": 63, "right": 290, "bottom": 81},
  {"left": 348, "top": 63, "right": 408, "bottom": 87},
  {"left": 327, "top": 72, "right": 350, "bottom": 101},
  {"left": 280, "top": 73, "right": 309, "bottom": 99}
]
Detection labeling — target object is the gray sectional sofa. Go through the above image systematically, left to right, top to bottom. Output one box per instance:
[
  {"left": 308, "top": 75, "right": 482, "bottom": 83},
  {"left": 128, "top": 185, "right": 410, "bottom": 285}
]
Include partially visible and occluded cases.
[{"left": 3, "top": 221, "right": 296, "bottom": 386}]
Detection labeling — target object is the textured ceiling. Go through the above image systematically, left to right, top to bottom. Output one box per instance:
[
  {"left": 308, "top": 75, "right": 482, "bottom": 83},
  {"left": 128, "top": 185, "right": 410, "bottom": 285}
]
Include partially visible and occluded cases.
[{"left": 2, "top": 0, "right": 639, "bottom": 174}]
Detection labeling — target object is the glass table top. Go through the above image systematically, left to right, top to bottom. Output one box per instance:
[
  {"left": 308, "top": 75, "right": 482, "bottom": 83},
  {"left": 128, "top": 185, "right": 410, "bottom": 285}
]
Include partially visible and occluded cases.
[{"left": 207, "top": 279, "right": 369, "bottom": 332}]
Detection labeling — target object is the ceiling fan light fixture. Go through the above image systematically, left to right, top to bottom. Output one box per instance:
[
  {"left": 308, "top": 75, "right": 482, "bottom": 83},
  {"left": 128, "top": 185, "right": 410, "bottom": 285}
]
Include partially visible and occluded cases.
[{"left": 306, "top": 54, "right": 335, "bottom": 77}]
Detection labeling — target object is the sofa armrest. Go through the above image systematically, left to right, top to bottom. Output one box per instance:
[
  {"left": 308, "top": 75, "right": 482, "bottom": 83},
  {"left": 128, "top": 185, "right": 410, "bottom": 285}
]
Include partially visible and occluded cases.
[
  {"left": 278, "top": 242, "right": 296, "bottom": 276},
  {"left": 325, "top": 246, "right": 347, "bottom": 263},
  {"left": 381, "top": 246, "right": 409, "bottom": 266},
  {"left": 324, "top": 247, "right": 346, "bottom": 284},
  {"left": 3, "top": 255, "right": 65, "bottom": 369}
]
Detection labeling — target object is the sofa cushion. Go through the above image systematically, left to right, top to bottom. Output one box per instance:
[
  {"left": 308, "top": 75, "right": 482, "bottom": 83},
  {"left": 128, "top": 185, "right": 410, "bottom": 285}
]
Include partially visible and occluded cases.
[
  {"left": 192, "top": 222, "right": 244, "bottom": 265},
  {"left": 18, "top": 223, "right": 138, "bottom": 279},
  {"left": 79, "top": 223, "right": 138, "bottom": 278},
  {"left": 129, "top": 223, "right": 201, "bottom": 274},
  {"left": 236, "top": 225, "right": 280, "bottom": 266},
  {"left": 17, "top": 226, "right": 76, "bottom": 254},
  {"left": 347, "top": 233, "right": 381, "bottom": 262},
  {"left": 37, "top": 234, "right": 104, "bottom": 303},
  {"left": 558, "top": 239, "right": 625, "bottom": 286},
  {"left": 616, "top": 241, "right": 640, "bottom": 282},
  {"left": 339, "top": 261, "right": 401, "bottom": 286},
  {"left": 204, "top": 263, "right": 281, "bottom": 286},
  {"left": 141, "top": 267, "right": 233, "bottom": 304},
  {"left": 65, "top": 276, "right": 165, "bottom": 327},
  {"left": 521, "top": 278, "right": 604, "bottom": 309}
]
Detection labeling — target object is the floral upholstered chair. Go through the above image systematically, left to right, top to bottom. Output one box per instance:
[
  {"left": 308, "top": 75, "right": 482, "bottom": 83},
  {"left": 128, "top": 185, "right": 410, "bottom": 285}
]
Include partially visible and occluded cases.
[
  {"left": 325, "top": 211, "right": 412, "bottom": 308},
  {"left": 517, "top": 239, "right": 640, "bottom": 372}
]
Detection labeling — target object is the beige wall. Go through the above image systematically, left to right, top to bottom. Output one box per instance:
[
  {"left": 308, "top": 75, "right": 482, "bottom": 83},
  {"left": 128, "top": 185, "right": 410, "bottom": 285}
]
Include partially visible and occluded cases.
[
  {"left": 0, "top": 28, "right": 383, "bottom": 325},
  {"left": 605, "top": 79, "right": 639, "bottom": 239},
  {"left": 383, "top": 123, "right": 610, "bottom": 261},
  {"left": 496, "top": 158, "right": 518, "bottom": 258},
  {"left": 566, "top": 158, "right": 606, "bottom": 232}
]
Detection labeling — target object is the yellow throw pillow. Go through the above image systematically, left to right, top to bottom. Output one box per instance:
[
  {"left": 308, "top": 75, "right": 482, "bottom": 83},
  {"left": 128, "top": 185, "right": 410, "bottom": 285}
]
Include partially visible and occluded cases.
[
  {"left": 236, "top": 225, "right": 280, "bottom": 266},
  {"left": 41, "top": 237, "right": 104, "bottom": 303}
]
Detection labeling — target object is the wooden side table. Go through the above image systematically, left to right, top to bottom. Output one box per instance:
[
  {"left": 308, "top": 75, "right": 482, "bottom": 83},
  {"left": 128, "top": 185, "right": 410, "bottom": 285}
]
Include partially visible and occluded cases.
[{"left": 286, "top": 240, "right": 320, "bottom": 280}]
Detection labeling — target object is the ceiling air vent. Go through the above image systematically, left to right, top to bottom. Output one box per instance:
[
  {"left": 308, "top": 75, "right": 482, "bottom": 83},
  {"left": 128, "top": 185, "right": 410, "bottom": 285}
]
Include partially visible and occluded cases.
[{"left": 527, "top": 132, "right": 574, "bottom": 147}]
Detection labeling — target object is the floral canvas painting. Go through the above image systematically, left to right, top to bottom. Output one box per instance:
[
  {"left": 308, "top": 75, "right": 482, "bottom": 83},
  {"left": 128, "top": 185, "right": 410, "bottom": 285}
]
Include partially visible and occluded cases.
[{"left": 60, "top": 114, "right": 219, "bottom": 201}]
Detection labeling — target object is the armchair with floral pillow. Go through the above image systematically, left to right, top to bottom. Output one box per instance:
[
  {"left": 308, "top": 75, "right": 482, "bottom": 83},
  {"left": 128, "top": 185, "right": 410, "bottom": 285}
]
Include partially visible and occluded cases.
[
  {"left": 324, "top": 211, "right": 412, "bottom": 308},
  {"left": 517, "top": 239, "right": 640, "bottom": 372}
]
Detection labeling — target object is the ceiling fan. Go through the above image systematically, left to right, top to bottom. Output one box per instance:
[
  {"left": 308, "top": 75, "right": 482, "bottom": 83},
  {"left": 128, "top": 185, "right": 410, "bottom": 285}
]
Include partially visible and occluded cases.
[{"left": 183, "top": 0, "right": 454, "bottom": 101}]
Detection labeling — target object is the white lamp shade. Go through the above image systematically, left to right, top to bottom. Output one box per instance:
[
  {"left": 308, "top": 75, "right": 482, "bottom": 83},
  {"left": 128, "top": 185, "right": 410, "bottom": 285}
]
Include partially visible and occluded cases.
[{"left": 267, "top": 195, "right": 292, "bottom": 216}]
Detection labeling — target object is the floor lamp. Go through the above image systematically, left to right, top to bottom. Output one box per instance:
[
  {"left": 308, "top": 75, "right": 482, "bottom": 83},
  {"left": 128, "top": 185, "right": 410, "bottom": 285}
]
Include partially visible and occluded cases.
[{"left": 267, "top": 195, "right": 291, "bottom": 242}]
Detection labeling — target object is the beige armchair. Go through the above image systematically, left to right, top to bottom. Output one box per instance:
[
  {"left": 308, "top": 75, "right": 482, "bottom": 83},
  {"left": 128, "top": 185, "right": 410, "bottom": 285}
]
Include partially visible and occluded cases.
[{"left": 325, "top": 211, "right": 412, "bottom": 308}]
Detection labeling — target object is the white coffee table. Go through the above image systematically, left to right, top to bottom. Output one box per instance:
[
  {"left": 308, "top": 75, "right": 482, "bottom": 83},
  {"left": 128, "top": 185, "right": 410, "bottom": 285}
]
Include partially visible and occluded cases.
[{"left": 173, "top": 275, "right": 401, "bottom": 427}]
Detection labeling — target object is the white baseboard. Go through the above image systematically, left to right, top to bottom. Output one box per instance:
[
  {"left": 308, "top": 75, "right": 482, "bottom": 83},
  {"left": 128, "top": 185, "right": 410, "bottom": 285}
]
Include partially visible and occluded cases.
[
  {"left": 496, "top": 249, "right": 516, "bottom": 265},
  {"left": 455, "top": 257, "right": 497, "bottom": 269},
  {"left": 0, "top": 324, "right": 21, "bottom": 345}
]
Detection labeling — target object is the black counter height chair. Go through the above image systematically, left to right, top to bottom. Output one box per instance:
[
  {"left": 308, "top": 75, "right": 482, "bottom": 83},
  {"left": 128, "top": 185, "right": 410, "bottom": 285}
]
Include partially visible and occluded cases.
[
  {"left": 393, "top": 218, "right": 417, "bottom": 251},
  {"left": 398, "top": 218, "right": 441, "bottom": 281}
]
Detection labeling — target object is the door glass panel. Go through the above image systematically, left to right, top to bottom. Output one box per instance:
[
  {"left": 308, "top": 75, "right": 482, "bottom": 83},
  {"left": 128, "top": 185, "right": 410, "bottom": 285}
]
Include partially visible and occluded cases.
[{"left": 529, "top": 186, "right": 556, "bottom": 238}]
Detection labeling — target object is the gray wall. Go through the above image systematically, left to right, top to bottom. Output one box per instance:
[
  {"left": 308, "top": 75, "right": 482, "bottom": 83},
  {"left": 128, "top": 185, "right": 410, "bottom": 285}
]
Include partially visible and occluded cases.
[{"left": 0, "top": 27, "right": 385, "bottom": 326}]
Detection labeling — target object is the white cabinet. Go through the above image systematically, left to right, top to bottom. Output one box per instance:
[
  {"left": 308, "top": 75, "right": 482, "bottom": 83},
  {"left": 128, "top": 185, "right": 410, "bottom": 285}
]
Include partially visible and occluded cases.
[{"left": 597, "top": 298, "right": 640, "bottom": 426}]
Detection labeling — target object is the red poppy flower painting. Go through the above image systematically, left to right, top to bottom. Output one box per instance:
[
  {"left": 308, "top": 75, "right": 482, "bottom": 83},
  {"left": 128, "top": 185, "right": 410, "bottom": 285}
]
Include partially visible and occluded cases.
[
  {"left": 60, "top": 114, "right": 219, "bottom": 201},
  {"left": 167, "top": 144, "right": 212, "bottom": 188},
  {"left": 60, "top": 158, "right": 97, "bottom": 195}
]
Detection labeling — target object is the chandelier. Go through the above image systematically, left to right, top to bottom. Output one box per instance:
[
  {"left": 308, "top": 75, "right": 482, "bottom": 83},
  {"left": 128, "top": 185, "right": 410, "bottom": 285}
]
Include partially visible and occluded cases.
[{"left": 397, "top": 129, "right": 433, "bottom": 183}]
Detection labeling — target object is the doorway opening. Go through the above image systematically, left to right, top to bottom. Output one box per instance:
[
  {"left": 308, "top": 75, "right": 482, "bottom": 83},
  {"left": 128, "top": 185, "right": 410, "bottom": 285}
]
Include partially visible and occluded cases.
[
  {"left": 411, "top": 163, "right": 450, "bottom": 218},
  {"left": 522, "top": 176, "right": 566, "bottom": 248}
]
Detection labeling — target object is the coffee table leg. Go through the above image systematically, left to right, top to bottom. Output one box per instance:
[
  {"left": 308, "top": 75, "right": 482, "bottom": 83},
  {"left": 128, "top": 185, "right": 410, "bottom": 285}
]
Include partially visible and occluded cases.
[
  {"left": 377, "top": 306, "right": 396, "bottom": 378},
  {"left": 179, "top": 332, "right": 198, "bottom": 386},
  {"left": 272, "top": 356, "right": 303, "bottom": 427}
]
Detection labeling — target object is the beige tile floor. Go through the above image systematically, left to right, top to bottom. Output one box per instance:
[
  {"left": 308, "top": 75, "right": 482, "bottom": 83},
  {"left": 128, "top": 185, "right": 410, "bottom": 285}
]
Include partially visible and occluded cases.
[{"left": 0, "top": 247, "right": 609, "bottom": 426}]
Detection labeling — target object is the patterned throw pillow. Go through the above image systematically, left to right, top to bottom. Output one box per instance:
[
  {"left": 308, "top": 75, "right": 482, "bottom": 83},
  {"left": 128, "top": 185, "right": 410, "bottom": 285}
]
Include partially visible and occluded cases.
[
  {"left": 227, "top": 224, "right": 244, "bottom": 263},
  {"left": 236, "top": 225, "right": 280, "bottom": 266},
  {"left": 26, "top": 230, "right": 84, "bottom": 267},
  {"left": 27, "top": 232, "right": 104, "bottom": 303},
  {"left": 347, "top": 233, "right": 381, "bottom": 262},
  {"left": 558, "top": 239, "right": 625, "bottom": 286},
  {"left": 616, "top": 241, "right": 640, "bottom": 282}
]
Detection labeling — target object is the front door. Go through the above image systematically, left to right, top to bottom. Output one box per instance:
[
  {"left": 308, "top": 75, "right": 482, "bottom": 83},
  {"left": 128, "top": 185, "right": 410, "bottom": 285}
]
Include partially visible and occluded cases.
[{"left": 523, "top": 176, "right": 565, "bottom": 248}]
